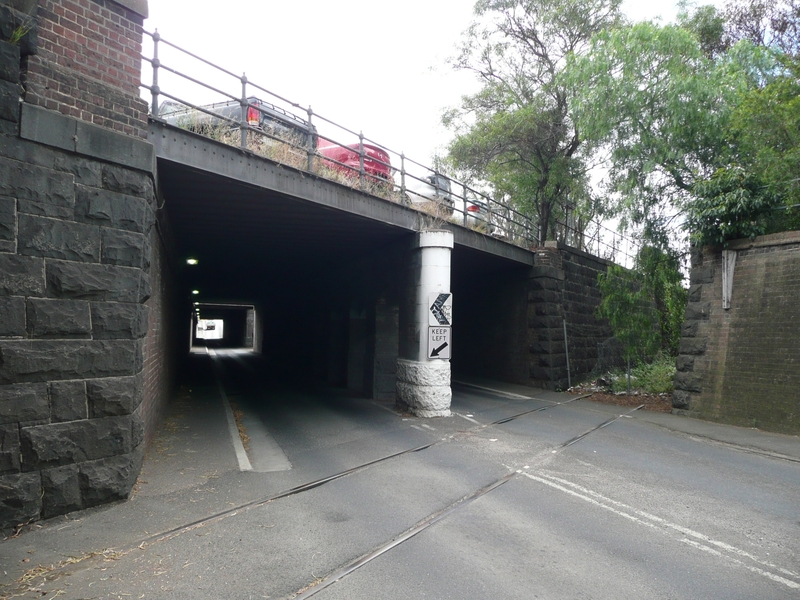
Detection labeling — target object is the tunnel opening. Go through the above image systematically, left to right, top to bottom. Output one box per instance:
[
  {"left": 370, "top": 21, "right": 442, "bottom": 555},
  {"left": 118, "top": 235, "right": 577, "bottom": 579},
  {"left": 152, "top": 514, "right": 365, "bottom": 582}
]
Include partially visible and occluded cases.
[
  {"left": 155, "top": 144, "right": 538, "bottom": 417},
  {"left": 191, "top": 303, "right": 258, "bottom": 351}
]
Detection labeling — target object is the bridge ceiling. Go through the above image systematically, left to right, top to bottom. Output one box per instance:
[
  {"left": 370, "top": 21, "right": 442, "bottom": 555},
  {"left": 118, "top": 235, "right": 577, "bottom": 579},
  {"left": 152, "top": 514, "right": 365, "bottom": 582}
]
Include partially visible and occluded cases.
[
  {"left": 151, "top": 124, "right": 534, "bottom": 302},
  {"left": 157, "top": 159, "right": 411, "bottom": 298}
]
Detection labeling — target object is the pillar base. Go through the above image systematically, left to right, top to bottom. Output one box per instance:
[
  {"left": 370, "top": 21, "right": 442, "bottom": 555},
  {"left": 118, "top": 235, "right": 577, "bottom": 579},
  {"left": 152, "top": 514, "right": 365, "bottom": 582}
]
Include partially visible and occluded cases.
[{"left": 396, "top": 358, "right": 451, "bottom": 417}]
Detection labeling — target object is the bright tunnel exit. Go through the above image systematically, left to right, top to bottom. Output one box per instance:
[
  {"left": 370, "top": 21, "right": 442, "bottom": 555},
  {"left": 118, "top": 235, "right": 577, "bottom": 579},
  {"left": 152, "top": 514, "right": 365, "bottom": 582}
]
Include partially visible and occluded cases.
[
  {"left": 191, "top": 303, "right": 262, "bottom": 353},
  {"left": 196, "top": 319, "right": 224, "bottom": 340}
]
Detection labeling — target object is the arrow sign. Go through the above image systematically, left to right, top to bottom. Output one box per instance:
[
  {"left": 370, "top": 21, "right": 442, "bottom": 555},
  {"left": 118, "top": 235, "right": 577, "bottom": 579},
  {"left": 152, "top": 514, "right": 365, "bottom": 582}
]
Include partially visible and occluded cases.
[
  {"left": 429, "top": 292, "right": 452, "bottom": 326},
  {"left": 428, "top": 327, "right": 451, "bottom": 359},
  {"left": 430, "top": 341, "right": 449, "bottom": 357}
]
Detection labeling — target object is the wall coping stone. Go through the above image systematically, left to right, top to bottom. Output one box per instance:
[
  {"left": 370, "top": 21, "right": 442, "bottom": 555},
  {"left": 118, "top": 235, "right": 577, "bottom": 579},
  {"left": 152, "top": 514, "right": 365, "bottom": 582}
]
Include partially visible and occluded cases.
[
  {"left": 104, "top": 0, "right": 148, "bottom": 19},
  {"left": 20, "top": 104, "right": 154, "bottom": 174},
  {"left": 725, "top": 230, "right": 800, "bottom": 251},
  {"left": 543, "top": 239, "right": 615, "bottom": 267},
  {"left": 529, "top": 265, "right": 565, "bottom": 281}
]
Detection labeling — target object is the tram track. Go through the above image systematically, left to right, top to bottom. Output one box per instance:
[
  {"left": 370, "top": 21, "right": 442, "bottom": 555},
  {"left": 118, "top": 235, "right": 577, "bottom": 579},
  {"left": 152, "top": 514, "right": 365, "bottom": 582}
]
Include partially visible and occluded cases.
[
  {"left": 5, "top": 356, "right": 796, "bottom": 600},
  {"left": 6, "top": 372, "right": 639, "bottom": 598}
]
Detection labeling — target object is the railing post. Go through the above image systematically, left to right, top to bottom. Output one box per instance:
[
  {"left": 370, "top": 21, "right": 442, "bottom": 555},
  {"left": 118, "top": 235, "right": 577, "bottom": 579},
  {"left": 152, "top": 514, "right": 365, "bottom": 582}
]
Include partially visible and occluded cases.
[
  {"left": 150, "top": 30, "right": 160, "bottom": 117},
  {"left": 240, "top": 73, "right": 248, "bottom": 150},
  {"left": 306, "top": 106, "right": 315, "bottom": 173},
  {"left": 358, "top": 131, "right": 365, "bottom": 191},
  {"left": 400, "top": 153, "right": 407, "bottom": 204},
  {"left": 462, "top": 183, "right": 468, "bottom": 227}
]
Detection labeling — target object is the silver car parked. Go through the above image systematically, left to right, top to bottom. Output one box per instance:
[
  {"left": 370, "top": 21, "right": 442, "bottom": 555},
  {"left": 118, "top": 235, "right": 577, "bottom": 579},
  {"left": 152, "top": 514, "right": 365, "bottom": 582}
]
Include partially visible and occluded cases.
[
  {"left": 404, "top": 174, "right": 455, "bottom": 215},
  {"left": 453, "top": 194, "right": 495, "bottom": 233}
]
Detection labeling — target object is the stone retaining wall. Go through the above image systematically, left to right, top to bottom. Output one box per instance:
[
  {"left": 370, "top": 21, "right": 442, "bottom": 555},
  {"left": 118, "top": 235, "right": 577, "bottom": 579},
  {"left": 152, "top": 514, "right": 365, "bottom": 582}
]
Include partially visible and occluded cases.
[
  {"left": 0, "top": 0, "right": 159, "bottom": 529},
  {"left": 673, "top": 232, "right": 800, "bottom": 434},
  {"left": 528, "top": 242, "right": 612, "bottom": 390}
]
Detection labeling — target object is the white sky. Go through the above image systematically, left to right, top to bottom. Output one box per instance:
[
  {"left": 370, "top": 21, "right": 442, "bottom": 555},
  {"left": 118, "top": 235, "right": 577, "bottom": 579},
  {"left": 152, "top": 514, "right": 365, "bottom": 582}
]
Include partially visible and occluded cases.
[{"left": 142, "top": 1, "right": 709, "bottom": 168}]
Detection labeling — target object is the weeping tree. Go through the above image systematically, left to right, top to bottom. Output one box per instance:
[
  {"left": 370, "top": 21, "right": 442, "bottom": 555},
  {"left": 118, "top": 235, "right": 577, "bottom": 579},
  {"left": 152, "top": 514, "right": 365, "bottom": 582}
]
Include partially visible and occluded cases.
[
  {"left": 443, "top": 0, "right": 624, "bottom": 244},
  {"left": 564, "top": 1, "right": 796, "bottom": 253}
]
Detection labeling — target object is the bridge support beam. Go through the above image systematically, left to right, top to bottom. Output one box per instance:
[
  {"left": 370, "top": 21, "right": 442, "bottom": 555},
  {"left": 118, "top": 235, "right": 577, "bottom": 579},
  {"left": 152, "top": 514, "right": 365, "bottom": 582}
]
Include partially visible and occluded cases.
[{"left": 397, "top": 230, "right": 453, "bottom": 417}]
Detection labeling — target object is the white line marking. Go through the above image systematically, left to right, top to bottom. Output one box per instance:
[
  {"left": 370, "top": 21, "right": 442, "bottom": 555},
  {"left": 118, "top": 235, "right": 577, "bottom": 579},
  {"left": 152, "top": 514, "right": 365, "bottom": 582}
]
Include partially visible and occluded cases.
[
  {"left": 210, "top": 350, "right": 252, "bottom": 472},
  {"left": 452, "top": 381, "right": 541, "bottom": 400},
  {"left": 220, "top": 386, "right": 253, "bottom": 471},
  {"left": 454, "top": 412, "right": 481, "bottom": 425},
  {"left": 520, "top": 472, "right": 800, "bottom": 590},
  {"left": 537, "top": 473, "right": 800, "bottom": 579},
  {"left": 681, "top": 538, "right": 800, "bottom": 588}
]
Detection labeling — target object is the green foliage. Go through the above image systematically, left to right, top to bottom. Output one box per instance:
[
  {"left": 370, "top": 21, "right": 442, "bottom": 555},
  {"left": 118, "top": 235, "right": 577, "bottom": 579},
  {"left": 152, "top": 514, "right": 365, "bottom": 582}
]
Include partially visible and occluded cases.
[
  {"left": 444, "top": 0, "right": 624, "bottom": 243},
  {"left": 450, "top": 0, "right": 800, "bottom": 253},
  {"left": 722, "top": 0, "right": 800, "bottom": 59},
  {"left": 678, "top": 2, "right": 729, "bottom": 58},
  {"left": 565, "top": 9, "right": 794, "bottom": 249},
  {"left": 565, "top": 23, "right": 757, "bottom": 234},
  {"left": 683, "top": 45, "right": 800, "bottom": 244},
  {"left": 729, "top": 61, "right": 800, "bottom": 207},
  {"left": 687, "top": 167, "right": 780, "bottom": 245},
  {"left": 597, "top": 245, "right": 687, "bottom": 360},
  {"left": 636, "top": 246, "right": 687, "bottom": 356},
  {"left": 596, "top": 266, "right": 660, "bottom": 363},
  {"left": 610, "top": 354, "right": 676, "bottom": 394}
]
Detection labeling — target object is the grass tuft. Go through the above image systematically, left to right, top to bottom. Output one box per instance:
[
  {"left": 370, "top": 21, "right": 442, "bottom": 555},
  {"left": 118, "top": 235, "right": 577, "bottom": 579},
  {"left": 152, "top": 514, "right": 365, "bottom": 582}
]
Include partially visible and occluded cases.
[{"left": 610, "top": 354, "right": 676, "bottom": 394}]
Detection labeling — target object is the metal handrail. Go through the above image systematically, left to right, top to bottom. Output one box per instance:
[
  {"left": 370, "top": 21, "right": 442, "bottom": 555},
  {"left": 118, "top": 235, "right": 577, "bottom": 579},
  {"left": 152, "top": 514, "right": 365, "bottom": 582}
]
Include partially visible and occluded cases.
[{"left": 140, "top": 29, "right": 640, "bottom": 267}]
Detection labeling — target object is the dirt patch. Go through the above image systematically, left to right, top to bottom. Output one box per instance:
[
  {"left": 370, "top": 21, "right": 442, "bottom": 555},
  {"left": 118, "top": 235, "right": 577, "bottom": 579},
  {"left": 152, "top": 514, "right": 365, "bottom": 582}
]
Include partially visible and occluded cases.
[{"left": 572, "top": 388, "right": 673, "bottom": 413}]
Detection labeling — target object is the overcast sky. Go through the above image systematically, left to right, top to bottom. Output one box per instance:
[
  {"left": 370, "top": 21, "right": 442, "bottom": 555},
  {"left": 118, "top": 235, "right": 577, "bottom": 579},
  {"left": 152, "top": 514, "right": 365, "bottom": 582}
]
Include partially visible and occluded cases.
[{"left": 142, "top": 1, "right": 714, "bottom": 167}]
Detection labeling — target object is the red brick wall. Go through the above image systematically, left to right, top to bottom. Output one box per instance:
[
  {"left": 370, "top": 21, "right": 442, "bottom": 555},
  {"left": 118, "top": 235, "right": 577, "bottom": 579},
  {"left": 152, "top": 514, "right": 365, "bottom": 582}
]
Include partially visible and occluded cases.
[
  {"left": 23, "top": 0, "right": 148, "bottom": 137},
  {"left": 141, "top": 222, "right": 177, "bottom": 444},
  {"left": 674, "top": 231, "right": 800, "bottom": 434}
]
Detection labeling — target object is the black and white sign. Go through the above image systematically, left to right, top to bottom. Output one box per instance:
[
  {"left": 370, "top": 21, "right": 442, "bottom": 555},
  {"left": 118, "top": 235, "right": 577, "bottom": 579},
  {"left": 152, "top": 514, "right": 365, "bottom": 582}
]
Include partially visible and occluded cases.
[
  {"left": 428, "top": 292, "right": 453, "bottom": 326},
  {"left": 428, "top": 326, "right": 451, "bottom": 359}
]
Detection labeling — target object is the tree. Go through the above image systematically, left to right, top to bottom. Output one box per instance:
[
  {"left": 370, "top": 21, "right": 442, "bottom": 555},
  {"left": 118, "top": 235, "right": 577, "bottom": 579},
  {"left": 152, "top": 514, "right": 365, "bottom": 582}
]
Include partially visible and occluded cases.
[
  {"left": 443, "top": 0, "right": 624, "bottom": 244},
  {"left": 679, "top": 0, "right": 800, "bottom": 59},
  {"left": 722, "top": 0, "right": 800, "bottom": 58},
  {"left": 679, "top": 2, "right": 729, "bottom": 58},
  {"left": 684, "top": 3, "right": 800, "bottom": 244},
  {"left": 564, "top": 20, "right": 780, "bottom": 249},
  {"left": 729, "top": 59, "right": 800, "bottom": 207},
  {"left": 685, "top": 167, "right": 780, "bottom": 246},
  {"left": 597, "top": 245, "right": 686, "bottom": 363},
  {"left": 596, "top": 265, "right": 660, "bottom": 366}
]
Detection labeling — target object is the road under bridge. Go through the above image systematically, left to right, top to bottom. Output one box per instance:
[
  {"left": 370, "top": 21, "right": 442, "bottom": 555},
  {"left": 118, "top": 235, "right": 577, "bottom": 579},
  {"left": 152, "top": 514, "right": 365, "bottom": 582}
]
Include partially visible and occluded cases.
[
  {"left": 0, "top": 0, "right": 615, "bottom": 527},
  {"left": 149, "top": 121, "right": 539, "bottom": 415}
]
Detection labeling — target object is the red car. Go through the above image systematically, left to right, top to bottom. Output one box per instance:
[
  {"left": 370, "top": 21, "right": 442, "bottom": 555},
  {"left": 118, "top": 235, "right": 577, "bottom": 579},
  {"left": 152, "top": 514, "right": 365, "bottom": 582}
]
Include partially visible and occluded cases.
[{"left": 317, "top": 138, "right": 392, "bottom": 182}]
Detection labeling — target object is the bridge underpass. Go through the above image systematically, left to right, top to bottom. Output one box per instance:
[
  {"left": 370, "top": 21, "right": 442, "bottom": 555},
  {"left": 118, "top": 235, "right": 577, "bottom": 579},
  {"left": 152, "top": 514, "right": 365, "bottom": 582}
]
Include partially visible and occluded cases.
[
  {"left": 0, "top": 0, "right": 614, "bottom": 529},
  {"left": 152, "top": 122, "right": 536, "bottom": 405}
]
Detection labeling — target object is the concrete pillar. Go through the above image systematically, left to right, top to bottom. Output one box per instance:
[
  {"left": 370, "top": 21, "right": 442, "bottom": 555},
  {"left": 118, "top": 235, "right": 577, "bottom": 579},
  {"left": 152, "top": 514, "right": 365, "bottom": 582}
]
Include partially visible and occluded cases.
[
  {"left": 397, "top": 230, "right": 453, "bottom": 417},
  {"left": 373, "top": 298, "right": 399, "bottom": 400},
  {"left": 252, "top": 306, "right": 263, "bottom": 354},
  {"left": 347, "top": 307, "right": 368, "bottom": 394},
  {"left": 245, "top": 309, "right": 255, "bottom": 348},
  {"left": 327, "top": 310, "right": 348, "bottom": 387}
]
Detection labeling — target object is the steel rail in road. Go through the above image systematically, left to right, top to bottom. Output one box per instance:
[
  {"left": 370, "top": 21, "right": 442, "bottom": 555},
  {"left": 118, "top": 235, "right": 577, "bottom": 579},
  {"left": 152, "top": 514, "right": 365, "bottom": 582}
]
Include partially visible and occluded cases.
[{"left": 10, "top": 379, "right": 643, "bottom": 596}]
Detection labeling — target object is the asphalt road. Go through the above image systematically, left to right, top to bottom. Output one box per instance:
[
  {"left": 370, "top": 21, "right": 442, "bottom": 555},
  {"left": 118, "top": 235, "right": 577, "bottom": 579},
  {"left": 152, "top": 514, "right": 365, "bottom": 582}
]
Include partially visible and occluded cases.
[{"left": 1, "top": 349, "right": 798, "bottom": 599}]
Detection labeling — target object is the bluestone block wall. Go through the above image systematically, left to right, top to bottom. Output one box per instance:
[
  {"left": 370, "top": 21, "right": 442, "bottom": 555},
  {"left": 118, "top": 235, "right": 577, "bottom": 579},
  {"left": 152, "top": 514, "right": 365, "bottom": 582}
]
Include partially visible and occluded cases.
[
  {"left": 0, "top": 0, "right": 162, "bottom": 529},
  {"left": 674, "top": 232, "right": 800, "bottom": 434},
  {"left": 453, "top": 241, "right": 611, "bottom": 390},
  {"left": 528, "top": 242, "right": 612, "bottom": 390}
]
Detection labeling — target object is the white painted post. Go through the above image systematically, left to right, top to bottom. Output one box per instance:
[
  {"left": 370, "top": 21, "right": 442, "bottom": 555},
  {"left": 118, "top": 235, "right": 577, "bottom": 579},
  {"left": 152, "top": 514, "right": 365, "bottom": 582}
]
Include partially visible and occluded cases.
[
  {"left": 396, "top": 230, "right": 454, "bottom": 417},
  {"left": 722, "top": 249, "right": 737, "bottom": 310}
]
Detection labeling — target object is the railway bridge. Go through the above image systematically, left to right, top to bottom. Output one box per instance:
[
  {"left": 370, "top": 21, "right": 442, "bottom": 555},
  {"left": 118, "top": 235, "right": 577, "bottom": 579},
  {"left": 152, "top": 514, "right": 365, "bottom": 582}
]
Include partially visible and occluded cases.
[{"left": 0, "top": 0, "right": 615, "bottom": 526}]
